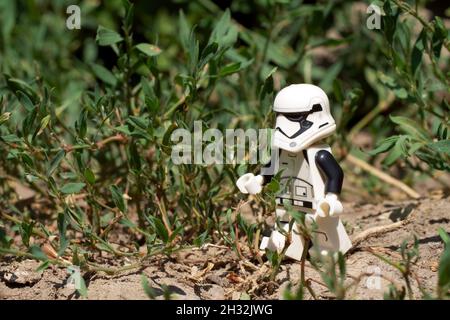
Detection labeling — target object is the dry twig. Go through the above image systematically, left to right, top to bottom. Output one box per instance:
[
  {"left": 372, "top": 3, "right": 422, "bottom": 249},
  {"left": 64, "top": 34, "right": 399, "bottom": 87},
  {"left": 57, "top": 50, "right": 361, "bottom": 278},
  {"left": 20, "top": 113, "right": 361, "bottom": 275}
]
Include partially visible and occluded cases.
[
  {"left": 346, "top": 154, "right": 421, "bottom": 199},
  {"left": 351, "top": 220, "right": 408, "bottom": 250}
]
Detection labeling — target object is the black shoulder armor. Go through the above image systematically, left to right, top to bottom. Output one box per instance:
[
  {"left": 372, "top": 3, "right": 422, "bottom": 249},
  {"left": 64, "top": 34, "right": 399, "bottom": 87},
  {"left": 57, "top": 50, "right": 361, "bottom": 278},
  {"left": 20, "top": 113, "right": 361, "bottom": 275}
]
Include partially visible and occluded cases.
[{"left": 315, "top": 150, "right": 344, "bottom": 194}]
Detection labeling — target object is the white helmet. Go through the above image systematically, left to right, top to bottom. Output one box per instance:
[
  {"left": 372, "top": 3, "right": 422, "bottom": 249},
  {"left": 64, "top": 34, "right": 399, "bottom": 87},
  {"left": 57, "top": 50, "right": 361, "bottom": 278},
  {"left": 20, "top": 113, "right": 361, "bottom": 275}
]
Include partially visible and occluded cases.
[{"left": 272, "top": 84, "right": 336, "bottom": 152}]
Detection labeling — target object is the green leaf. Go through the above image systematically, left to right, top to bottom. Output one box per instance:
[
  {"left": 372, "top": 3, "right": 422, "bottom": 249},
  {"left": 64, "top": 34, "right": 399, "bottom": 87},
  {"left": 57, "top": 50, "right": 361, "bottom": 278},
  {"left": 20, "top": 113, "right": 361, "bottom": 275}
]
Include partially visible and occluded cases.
[
  {"left": 0, "top": 0, "right": 15, "bottom": 41},
  {"left": 123, "top": 0, "right": 134, "bottom": 30},
  {"left": 382, "top": 1, "right": 399, "bottom": 45},
  {"left": 209, "top": 9, "right": 238, "bottom": 49},
  {"left": 178, "top": 10, "right": 190, "bottom": 50},
  {"left": 432, "top": 17, "right": 447, "bottom": 58},
  {"left": 395, "top": 21, "right": 410, "bottom": 56},
  {"left": 96, "top": 25, "right": 123, "bottom": 46},
  {"left": 411, "top": 29, "right": 426, "bottom": 75},
  {"left": 240, "top": 30, "right": 295, "bottom": 69},
  {"left": 310, "top": 37, "right": 352, "bottom": 48},
  {"left": 198, "top": 42, "right": 218, "bottom": 69},
  {"left": 135, "top": 43, "right": 162, "bottom": 57},
  {"left": 319, "top": 61, "right": 343, "bottom": 92},
  {"left": 219, "top": 62, "right": 241, "bottom": 77},
  {"left": 91, "top": 63, "right": 117, "bottom": 87},
  {"left": 259, "top": 66, "right": 277, "bottom": 102},
  {"left": 378, "top": 72, "right": 397, "bottom": 88},
  {"left": 5, "top": 76, "right": 40, "bottom": 104},
  {"left": 333, "top": 80, "right": 344, "bottom": 104},
  {"left": 393, "top": 87, "right": 408, "bottom": 99},
  {"left": 17, "top": 90, "right": 35, "bottom": 111},
  {"left": 22, "top": 108, "right": 37, "bottom": 138},
  {"left": 76, "top": 109, "right": 88, "bottom": 138},
  {"left": 0, "top": 112, "right": 11, "bottom": 125},
  {"left": 36, "top": 114, "right": 51, "bottom": 136},
  {"left": 127, "top": 115, "right": 148, "bottom": 130},
  {"left": 162, "top": 123, "right": 178, "bottom": 148},
  {"left": 114, "top": 125, "right": 132, "bottom": 136},
  {"left": 1, "top": 134, "right": 22, "bottom": 143},
  {"left": 383, "top": 135, "right": 408, "bottom": 166},
  {"left": 368, "top": 136, "right": 399, "bottom": 155},
  {"left": 427, "top": 140, "right": 450, "bottom": 156},
  {"left": 128, "top": 141, "right": 142, "bottom": 170},
  {"left": 408, "top": 142, "right": 424, "bottom": 155},
  {"left": 47, "top": 150, "right": 65, "bottom": 177},
  {"left": 21, "top": 153, "right": 34, "bottom": 168},
  {"left": 84, "top": 168, "right": 96, "bottom": 185},
  {"left": 266, "top": 178, "right": 280, "bottom": 193},
  {"left": 60, "top": 182, "right": 86, "bottom": 194},
  {"left": 110, "top": 185, "right": 126, "bottom": 213},
  {"left": 288, "top": 209, "right": 305, "bottom": 226},
  {"left": 57, "top": 212, "right": 69, "bottom": 255},
  {"left": 100, "top": 212, "right": 114, "bottom": 228},
  {"left": 154, "top": 217, "right": 169, "bottom": 243},
  {"left": 119, "top": 219, "right": 137, "bottom": 231},
  {"left": 19, "top": 221, "right": 34, "bottom": 247},
  {"left": 168, "top": 225, "right": 183, "bottom": 243},
  {"left": 0, "top": 227, "right": 12, "bottom": 249},
  {"left": 438, "top": 227, "right": 450, "bottom": 247},
  {"left": 193, "top": 230, "right": 210, "bottom": 246},
  {"left": 95, "top": 241, "right": 114, "bottom": 253},
  {"left": 438, "top": 242, "right": 450, "bottom": 289},
  {"left": 29, "top": 245, "right": 48, "bottom": 261},
  {"left": 72, "top": 246, "right": 80, "bottom": 266},
  {"left": 266, "top": 249, "right": 279, "bottom": 268},
  {"left": 338, "top": 252, "right": 346, "bottom": 282},
  {"left": 36, "top": 261, "right": 50, "bottom": 273},
  {"left": 141, "top": 274, "right": 157, "bottom": 299}
]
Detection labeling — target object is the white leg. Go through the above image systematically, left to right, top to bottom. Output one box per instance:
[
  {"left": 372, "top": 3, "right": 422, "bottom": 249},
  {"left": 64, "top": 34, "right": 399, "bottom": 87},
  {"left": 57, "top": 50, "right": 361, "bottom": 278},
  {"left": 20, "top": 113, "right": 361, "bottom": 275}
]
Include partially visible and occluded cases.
[
  {"left": 309, "top": 214, "right": 352, "bottom": 256},
  {"left": 285, "top": 223, "right": 305, "bottom": 261},
  {"left": 260, "top": 235, "right": 270, "bottom": 251}
]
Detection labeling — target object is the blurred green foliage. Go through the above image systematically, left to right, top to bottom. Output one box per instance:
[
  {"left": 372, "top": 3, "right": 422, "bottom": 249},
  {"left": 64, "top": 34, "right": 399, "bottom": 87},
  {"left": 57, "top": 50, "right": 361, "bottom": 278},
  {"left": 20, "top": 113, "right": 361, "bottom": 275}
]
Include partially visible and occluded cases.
[{"left": 0, "top": 0, "right": 449, "bottom": 298}]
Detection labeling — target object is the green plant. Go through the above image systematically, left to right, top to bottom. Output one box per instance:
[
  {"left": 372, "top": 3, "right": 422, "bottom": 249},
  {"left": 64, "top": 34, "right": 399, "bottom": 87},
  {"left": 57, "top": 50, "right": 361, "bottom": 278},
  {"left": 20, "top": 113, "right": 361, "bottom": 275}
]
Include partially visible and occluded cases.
[
  {"left": 1, "top": 1, "right": 252, "bottom": 268},
  {"left": 368, "top": 1, "right": 449, "bottom": 173},
  {"left": 437, "top": 227, "right": 450, "bottom": 299},
  {"left": 368, "top": 236, "right": 419, "bottom": 299},
  {"left": 141, "top": 274, "right": 173, "bottom": 300}
]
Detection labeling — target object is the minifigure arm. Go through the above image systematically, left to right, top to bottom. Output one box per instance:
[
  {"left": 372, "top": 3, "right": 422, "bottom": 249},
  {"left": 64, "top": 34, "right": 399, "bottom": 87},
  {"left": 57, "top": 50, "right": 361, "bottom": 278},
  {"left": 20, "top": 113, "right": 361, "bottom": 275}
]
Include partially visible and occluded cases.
[
  {"left": 315, "top": 150, "right": 344, "bottom": 195},
  {"left": 236, "top": 159, "right": 274, "bottom": 195},
  {"left": 260, "top": 160, "right": 274, "bottom": 185}
]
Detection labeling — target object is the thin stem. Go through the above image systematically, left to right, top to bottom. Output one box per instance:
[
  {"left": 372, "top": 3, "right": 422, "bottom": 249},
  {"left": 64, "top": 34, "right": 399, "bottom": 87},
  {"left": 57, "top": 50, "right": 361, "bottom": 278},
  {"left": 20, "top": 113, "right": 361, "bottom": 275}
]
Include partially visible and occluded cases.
[
  {"left": 348, "top": 92, "right": 395, "bottom": 140},
  {"left": 345, "top": 153, "right": 421, "bottom": 199}
]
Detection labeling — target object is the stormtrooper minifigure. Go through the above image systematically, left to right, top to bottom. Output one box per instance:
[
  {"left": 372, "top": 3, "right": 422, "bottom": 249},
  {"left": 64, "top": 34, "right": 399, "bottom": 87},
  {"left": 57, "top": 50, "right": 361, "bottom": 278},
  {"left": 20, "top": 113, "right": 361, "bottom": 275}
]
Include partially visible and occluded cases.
[{"left": 236, "top": 84, "right": 352, "bottom": 260}]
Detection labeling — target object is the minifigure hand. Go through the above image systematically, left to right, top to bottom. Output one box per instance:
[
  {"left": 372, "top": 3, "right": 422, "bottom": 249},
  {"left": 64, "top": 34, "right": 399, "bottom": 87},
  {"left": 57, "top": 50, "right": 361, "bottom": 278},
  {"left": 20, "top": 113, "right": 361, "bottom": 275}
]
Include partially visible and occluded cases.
[
  {"left": 236, "top": 173, "right": 264, "bottom": 195},
  {"left": 316, "top": 193, "right": 343, "bottom": 217}
]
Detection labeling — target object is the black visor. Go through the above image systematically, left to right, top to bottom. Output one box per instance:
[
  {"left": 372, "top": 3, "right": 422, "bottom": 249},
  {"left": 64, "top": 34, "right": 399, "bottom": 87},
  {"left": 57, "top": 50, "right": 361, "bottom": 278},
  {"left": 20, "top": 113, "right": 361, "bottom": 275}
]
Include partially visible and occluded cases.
[{"left": 275, "top": 104, "right": 322, "bottom": 139}]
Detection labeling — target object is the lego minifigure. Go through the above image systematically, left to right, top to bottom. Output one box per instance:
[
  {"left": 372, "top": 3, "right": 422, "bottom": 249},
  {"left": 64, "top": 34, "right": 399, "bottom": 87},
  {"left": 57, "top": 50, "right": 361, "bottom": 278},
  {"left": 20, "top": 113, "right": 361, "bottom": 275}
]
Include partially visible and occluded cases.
[{"left": 236, "top": 84, "right": 352, "bottom": 260}]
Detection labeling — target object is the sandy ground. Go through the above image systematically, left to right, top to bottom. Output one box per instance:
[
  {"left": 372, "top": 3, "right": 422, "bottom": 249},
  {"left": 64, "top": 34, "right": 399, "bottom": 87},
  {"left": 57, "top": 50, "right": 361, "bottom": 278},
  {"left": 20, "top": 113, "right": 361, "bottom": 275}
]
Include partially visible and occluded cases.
[{"left": 0, "top": 196, "right": 449, "bottom": 300}]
